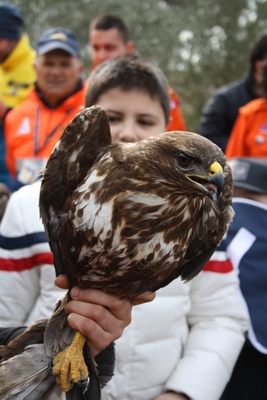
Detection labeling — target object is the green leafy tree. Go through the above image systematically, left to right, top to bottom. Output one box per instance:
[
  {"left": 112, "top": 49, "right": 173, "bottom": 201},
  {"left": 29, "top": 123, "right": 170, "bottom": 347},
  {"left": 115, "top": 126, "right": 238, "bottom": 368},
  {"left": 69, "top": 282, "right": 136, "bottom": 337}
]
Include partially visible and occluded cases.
[{"left": 9, "top": 0, "right": 267, "bottom": 130}]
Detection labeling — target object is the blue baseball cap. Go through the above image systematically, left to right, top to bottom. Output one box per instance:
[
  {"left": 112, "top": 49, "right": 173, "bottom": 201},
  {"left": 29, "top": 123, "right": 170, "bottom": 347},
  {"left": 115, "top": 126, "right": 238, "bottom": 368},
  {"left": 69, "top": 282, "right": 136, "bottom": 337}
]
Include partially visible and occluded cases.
[
  {"left": 0, "top": 2, "right": 24, "bottom": 40},
  {"left": 36, "top": 27, "right": 81, "bottom": 57},
  {"left": 229, "top": 157, "right": 267, "bottom": 194}
]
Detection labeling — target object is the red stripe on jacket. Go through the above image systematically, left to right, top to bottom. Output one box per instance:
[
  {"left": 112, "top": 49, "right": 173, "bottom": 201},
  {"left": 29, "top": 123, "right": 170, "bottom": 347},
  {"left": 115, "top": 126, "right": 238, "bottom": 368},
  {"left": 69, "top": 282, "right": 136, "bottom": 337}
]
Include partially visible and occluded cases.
[
  {"left": 0, "top": 253, "right": 54, "bottom": 272},
  {"left": 203, "top": 260, "right": 233, "bottom": 273}
]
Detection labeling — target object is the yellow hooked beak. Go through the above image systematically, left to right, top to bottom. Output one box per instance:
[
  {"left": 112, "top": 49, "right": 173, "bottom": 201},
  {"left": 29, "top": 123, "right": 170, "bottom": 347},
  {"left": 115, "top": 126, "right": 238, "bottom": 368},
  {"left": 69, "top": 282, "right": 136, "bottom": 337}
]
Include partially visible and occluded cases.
[
  {"left": 186, "top": 161, "right": 224, "bottom": 201},
  {"left": 209, "top": 161, "right": 223, "bottom": 177}
]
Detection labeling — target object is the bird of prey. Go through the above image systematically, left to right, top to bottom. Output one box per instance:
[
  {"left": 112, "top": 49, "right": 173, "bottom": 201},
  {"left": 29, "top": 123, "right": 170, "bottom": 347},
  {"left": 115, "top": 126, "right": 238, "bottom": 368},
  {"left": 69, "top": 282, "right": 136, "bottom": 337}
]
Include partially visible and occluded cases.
[{"left": 0, "top": 105, "right": 234, "bottom": 399}]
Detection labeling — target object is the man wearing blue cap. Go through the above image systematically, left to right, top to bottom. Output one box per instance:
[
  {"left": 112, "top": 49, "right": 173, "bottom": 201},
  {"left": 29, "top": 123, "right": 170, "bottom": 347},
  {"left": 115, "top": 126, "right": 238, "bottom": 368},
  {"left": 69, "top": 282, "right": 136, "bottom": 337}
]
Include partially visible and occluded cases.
[
  {"left": 0, "top": 2, "right": 36, "bottom": 187},
  {"left": 4, "top": 27, "right": 85, "bottom": 191}
]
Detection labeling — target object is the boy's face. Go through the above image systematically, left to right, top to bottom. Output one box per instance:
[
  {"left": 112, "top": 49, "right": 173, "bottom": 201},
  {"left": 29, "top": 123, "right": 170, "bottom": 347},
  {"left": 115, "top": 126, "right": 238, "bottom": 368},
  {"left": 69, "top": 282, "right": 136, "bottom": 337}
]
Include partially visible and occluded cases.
[{"left": 96, "top": 87, "right": 167, "bottom": 143}]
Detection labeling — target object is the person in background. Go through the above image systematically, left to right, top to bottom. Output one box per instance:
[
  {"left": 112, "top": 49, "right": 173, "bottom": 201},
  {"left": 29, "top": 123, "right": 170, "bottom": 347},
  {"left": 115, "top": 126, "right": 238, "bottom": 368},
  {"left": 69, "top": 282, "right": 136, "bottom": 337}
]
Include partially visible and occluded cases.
[
  {"left": 0, "top": 2, "right": 36, "bottom": 187},
  {"left": 88, "top": 13, "right": 186, "bottom": 132},
  {"left": 4, "top": 27, "right": 85, "bottom": 192},
  {"left": 197, "top": 33, "right": 267, "bottom": 152},
  {"left": 84, "top": 54, "right": 248, "bottom": 400},
  {"left": 225, "top": 58, "right": 267, "bottom": 158},
  {"left": 207, "top": 157, "right": 267, "bottom": 400}
]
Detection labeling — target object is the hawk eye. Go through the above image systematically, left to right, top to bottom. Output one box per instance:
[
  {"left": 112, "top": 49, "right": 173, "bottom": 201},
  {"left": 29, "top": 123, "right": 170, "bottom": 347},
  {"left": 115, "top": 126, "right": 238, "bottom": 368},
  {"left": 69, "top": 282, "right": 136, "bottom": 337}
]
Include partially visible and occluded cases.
[{"left": 177, "top": 152, "right": 191, "bottom": 166}]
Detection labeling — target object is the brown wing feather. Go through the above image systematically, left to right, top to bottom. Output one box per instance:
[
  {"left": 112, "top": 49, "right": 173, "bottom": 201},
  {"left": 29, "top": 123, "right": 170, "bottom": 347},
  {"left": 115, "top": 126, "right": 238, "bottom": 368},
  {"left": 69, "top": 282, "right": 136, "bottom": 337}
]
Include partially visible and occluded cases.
[{"left": 39, "top": 105, "right": 112, "bottom": 276}]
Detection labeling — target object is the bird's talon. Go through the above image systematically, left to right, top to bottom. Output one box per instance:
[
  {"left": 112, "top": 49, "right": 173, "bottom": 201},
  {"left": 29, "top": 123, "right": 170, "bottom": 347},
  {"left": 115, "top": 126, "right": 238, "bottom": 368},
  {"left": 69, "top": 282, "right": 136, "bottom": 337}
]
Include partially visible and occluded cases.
[
  {"left": 52, "top": 331, "right": 88, "bottom": 392},
  {"left": 48, "top": 360, "right": 54, "bottom": 374},
  {"left": 76, "top": 376, "right": 90, "bottom": 394}
]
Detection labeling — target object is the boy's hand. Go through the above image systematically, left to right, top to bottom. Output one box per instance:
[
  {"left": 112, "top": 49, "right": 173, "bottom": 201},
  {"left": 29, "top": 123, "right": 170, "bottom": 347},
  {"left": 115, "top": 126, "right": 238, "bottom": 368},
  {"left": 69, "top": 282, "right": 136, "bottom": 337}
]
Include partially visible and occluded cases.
[{"left": 55, "top": 276, "right": 155, "bottom": 356}]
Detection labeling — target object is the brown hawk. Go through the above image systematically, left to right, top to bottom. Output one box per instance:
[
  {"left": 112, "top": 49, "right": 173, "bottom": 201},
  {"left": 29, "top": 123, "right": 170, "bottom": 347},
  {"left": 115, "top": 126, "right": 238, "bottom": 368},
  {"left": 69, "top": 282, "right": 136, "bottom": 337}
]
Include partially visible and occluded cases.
[{"left": 0, "top": 105, "right": 234, "bottom": 399}]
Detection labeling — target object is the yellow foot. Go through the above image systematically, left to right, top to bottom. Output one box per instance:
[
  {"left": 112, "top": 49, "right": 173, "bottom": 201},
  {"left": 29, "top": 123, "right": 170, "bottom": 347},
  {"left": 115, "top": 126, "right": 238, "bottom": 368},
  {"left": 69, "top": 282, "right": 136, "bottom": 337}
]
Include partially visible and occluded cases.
[{"left": 52, "top": 331, "right": 89, "bottom": 393}]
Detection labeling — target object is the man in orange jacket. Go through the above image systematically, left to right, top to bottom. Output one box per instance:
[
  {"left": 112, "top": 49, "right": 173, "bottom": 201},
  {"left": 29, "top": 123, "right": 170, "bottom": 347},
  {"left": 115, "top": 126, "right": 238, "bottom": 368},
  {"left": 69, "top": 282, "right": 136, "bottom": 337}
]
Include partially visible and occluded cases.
[
  {"left": 88, "top": 14, "right": 186, "bottom": 132},
  {"left": 4, "top": 27, "right": 85, "bottom": 191},
  {"left": 225, "top": 57, "right": 267, "bottom": 159},
  {"left": 225, "top": 98, "right": 267, "bottom": 158}
]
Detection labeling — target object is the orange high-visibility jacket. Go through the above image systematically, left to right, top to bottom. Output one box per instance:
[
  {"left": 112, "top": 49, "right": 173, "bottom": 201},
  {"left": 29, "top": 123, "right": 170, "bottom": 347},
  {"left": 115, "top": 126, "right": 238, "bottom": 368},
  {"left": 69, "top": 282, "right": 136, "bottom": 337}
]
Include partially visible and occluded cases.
[
  {"left": 5, "top": 83, "right": 86, "bottom": 179},
  {"left": 167, "top": 87, "right": 186, "bottom": 131},
  {"left": 226, "top": 98, "right": 267, "bottom": 159}
]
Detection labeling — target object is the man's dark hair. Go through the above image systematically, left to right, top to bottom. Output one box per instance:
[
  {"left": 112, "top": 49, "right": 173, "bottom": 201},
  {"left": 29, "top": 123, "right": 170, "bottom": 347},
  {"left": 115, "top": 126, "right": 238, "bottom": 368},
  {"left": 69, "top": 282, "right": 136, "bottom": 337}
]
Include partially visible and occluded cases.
[
  {"left": 89, "top": 14, "right": 130, "bottom": 43},
  {"left": 249, "top": 33, "right": 267, "bottom": 75},
  {"left": 86, "top": 54, "right": 170, "bottom": 124}
]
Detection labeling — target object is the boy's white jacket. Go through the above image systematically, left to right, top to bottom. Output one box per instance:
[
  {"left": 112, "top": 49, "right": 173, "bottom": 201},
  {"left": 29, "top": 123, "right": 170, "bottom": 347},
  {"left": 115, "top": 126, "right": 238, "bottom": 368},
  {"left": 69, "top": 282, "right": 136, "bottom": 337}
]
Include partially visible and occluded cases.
[
  {"left": 0, "top": 180, "right": 64, "bottom": 326},
  {"left": 0, "top": 181, "right": 248, "bottom": 400},
  {"left": 102, "top": 266, "right": 248, "bottom": 400}
]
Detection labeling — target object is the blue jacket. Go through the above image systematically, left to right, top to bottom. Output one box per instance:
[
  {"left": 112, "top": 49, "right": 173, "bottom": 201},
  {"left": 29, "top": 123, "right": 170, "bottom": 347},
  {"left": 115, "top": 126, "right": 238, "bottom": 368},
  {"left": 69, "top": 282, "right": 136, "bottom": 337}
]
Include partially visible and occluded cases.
[{"left": 208, "top": 198, "right": 267, "bottom": 353}]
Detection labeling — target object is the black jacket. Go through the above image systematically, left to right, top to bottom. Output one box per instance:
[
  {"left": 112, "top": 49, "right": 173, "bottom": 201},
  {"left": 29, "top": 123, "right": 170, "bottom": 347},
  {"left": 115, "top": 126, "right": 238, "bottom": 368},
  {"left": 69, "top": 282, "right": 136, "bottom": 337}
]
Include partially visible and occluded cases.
[
  {"left": 197, "top": 75, "right": 256, "bottom": 152},
  {"left": 0, "top": 327, "right": 26, "bottom": 346}
]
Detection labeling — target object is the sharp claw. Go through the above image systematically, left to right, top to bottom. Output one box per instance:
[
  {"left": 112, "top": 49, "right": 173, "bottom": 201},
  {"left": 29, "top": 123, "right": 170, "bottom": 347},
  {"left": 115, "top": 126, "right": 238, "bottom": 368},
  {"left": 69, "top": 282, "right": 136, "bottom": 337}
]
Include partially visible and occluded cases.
[
  {"left": 48, "top": 360, "right": 54, "bottom": 374},
  {"left": 49, "top": 360, "right": 75, "bottom": 389},
  {"left": 76, "top": 376, "right": 90, "bottom": 394}
]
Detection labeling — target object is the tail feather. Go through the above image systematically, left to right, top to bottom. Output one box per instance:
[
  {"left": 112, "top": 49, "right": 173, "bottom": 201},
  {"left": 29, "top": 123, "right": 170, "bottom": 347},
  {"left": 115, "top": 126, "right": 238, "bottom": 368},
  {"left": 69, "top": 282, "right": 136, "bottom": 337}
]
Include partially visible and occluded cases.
[
  {"left": 0, "top": 344, "right": 55, "bottom": 400},
  {"left": 5, "top": 373, "right": 58, "bottom": 400},
  {"left": 26, "top": 375, "right": 61, "bottom": 400}
]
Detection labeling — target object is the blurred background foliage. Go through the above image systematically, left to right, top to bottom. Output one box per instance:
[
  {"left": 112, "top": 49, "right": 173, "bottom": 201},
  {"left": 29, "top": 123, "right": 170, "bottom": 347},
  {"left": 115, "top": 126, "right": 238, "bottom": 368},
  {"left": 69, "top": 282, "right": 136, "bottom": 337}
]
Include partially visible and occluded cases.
[{"left": 8, "top": 0, "right": 267, "bottom": 130}]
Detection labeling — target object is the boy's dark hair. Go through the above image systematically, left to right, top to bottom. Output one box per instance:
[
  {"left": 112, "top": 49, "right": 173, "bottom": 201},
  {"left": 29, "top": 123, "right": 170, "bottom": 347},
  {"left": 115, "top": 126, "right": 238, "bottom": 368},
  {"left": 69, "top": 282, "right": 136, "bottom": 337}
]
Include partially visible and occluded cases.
[
  {"left": 89, "top": 14, "right": 130, "bottom": 43},
  {"left": 249, "top": 33, "right": 267, "bottom": 75},
  {"left": 85, "top": 54, "right": 170, "bottom": 124}
]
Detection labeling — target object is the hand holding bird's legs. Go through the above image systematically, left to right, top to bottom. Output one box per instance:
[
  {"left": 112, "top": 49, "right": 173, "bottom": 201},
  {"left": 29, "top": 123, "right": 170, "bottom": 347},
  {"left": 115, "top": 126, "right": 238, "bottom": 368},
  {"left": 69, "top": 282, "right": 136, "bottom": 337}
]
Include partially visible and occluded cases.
[
  {"left": 55, "top": 277, "right": 155, "bottom": 357},
  {"left": 52, "top": 279, "right": 156, "bottom": 393}
]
